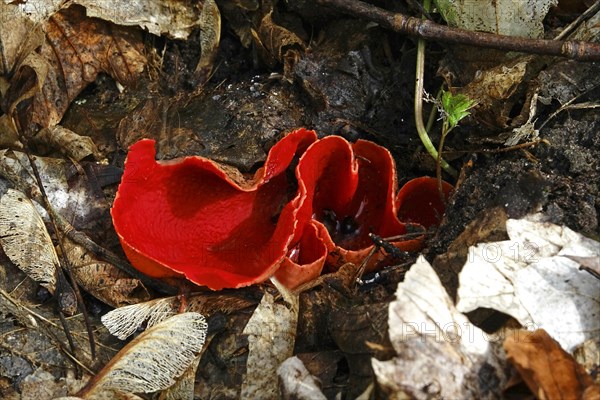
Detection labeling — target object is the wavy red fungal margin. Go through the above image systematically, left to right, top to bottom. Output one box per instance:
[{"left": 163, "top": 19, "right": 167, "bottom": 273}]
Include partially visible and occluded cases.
[{"left": 111, "top": 128, "right": 452, "bottom": 290}]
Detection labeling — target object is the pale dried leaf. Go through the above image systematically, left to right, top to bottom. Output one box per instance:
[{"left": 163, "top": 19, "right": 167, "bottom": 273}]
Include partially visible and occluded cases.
[
  {"left": 4, "top": 0, "right": 64, "bottom": 24},
  {"left": 72, "top": 0, "right": 202, "bottom": 39},
  {"left": 195, "top": 0, "right": 221, "bottom": 79},
  {"left": 434, "top": 0, "right": 557, "bottom": 38},
  {"left": 0, "top": 2, "right": 46, "bottom": 75},
  {"left": 35, "top": 126, "right": 100, "bottom": 161},
  {"left": 0, "top": 150, "right": 110, "bottom": 232},
  {"left": 0, "top": 189, "right": 57, "bottom": 292},
  {"left": 456, "top": 216, "right": 600, "bottom": 352},
  {"left": 63, "top": 238, "right": 150, "bottom": 308},
  {"left": 372, "top": 256, "right": 507, "bottom": 399},
  {"left": 241, "top": 291, "right": 298, "bottom": 400},
  {"left": 101, "top": 297, "right": 179, "bottom": 340},
  {"left": 82, "top": 313, "right": 207, "bottom": 397},
  {"left": 158, "top": 355, "right": 201, "bottom": 400},
  {"left": 277, "top": 356, "right": 326, "bottom": 400}
]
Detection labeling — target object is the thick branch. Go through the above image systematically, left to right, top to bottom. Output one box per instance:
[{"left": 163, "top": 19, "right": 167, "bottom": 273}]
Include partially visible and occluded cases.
[{"left": 318, "top": 0, "right": 600, "bottom": 61}]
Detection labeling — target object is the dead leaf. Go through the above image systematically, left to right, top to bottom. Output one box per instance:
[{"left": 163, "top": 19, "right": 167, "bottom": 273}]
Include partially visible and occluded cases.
[
  {"left": 72, "top": 0, "right": 203, "bottom": 39},
  {"left": 195, "top": 0, "right": 221, "bottom": 82},
  {"left": 435, "top": 0, "right": 557, "bottom": 38},
  {"left": 0, "top": 2, "right": 46, "bottom": 77},
  {"left": 5, "top": 6, "right": 146, "bottom": 135},
  {"left": 252, "top": 11, "right": 306, "bottom": 68},
  {"left": 459, "top": 58, "right": 530, "bottom": 129},
  {"left": 33, "top": 125, "right": 100, "bottom": 161},
  {"left": 0, "top": 149, "right": 111, "bottom": 234},
  {"left": 0, "top": 189, "right": 58, "bottom": 293},
  {"left": 456, "top": 216, "right": 600, "bottom": 352},
  {"left": 62, "top": 238, "right": 150, "bottom": 308},
  {"left": 372, "top": 256, "right": 508, "bottom": 399},
  {"left": 241, "top": 291, "right": 298, "bottom": 400},
  {"left": 101, "top": 292, "right": 256, "bottom": 339},
  {"left": 101, "top": 297, "right": 179, "bottom": 340},
  {"left": 78, "top": 312, "right": 207, "bottom": 398},
  {"left": 504, "top": 329, "right": 600, "bottom": 399},
  {"left": 158, "top": 355, "right": 201, "bottom": 400},
  {"left": 277, "top": 356, "right": 326, "bottom": 400},
  {"left": 19, "top": 368, "right": 67, "bottom": 399}
]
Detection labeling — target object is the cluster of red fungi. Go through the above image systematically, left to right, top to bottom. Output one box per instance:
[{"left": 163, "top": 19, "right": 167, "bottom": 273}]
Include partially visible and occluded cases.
[{"left": 111, "top": 128, "right": 451, "bottom": 290}]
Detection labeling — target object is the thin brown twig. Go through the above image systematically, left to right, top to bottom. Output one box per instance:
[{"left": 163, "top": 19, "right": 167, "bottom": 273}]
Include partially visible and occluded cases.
[
  {"left": 317, "top": 0, "right": 600, "bottom": 61},
  {"left": 24, "top": 152, "right": 96, "bottom": 361}
]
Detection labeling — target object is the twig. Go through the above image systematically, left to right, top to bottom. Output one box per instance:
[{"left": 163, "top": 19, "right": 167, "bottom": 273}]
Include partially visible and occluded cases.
[
  {"left": 317, "top": 0, "right": 600, "bottom": 61},
  {"left": 555, "top": 0, "right": 600, "bottom": 41},
  {"left": 25, "top": 152, "right": 96, "bottom": 360}
]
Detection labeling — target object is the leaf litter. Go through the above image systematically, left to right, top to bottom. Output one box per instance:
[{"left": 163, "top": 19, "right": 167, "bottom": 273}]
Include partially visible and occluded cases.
[{"left": 1, "top": 0, "right": 599, "bottom": 398}]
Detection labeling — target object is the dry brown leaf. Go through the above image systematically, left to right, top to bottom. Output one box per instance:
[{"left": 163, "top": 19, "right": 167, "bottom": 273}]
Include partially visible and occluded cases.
[
  {"left": 195, "top": 0, "right": 221, "bottom": 82},
  {"left": 218, "top": 0, "right": 261, "bottom": 47},
  {"left": 0, "top": 2, "right": 46, "bottom": 77},
  {"left": 6, "top": 6, "right": 146, "bottom": 134},
  {"left": 252, "top": 11, "right": 306, "bottom": 68},
  {"left": 459, "top": 58, "right": 530, "bottom": 129},
  {"left": 0, "top": 115, "right": 22, "bottom": 149},
  {"left": 34, "top": 125, "right": 100, "bottom": 161},
  {"left": 0, "top": 188, "right": 58, "bottom": 293},
  {"left": 62, "top": 238, "right": 150, "bottom": 308},
  {"left": 241, "top": 291, "right": 298, "bottom": 399},
  {"left": 78, "top": 312, "right": 207, "bottom": 398},
  {"left": 504, "top": 329, "right": 600, "bottom": 399}
]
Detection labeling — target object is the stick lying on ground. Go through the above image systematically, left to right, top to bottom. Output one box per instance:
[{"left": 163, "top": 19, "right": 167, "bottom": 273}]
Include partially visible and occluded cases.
[{"left": 318, "top": 0, "right": 600, "bottom": 61}]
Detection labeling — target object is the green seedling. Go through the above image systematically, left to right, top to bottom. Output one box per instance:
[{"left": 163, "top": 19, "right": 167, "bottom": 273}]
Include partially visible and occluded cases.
[{"left": 435, "top": 90, "right": 476, "bottom": 197}]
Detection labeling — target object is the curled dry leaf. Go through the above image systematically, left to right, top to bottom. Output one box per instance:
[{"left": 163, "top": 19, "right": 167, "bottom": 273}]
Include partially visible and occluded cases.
[
  {"left": 195, "top": 0, "right": 221, "bottom": 82},
  {"left": 0, "top": 2, "right": 46, "bottom": 76},
  {"left": 6, "top": 6, "right": 146, "bottom": 134},
  {"left": 251, "top": 11, "right": 306, "bottom": 68},
  {"left": 34, "top": 125, "right": 100, "bottom": 161},
  {"left": 0, "top": 189, "right": 58, "bottom": 293},
  {"left": 62, "top": 238, "right": 150, "bottom": 308},
  {"left": 372, "top": 256, "right": 507, "bottom": 399},
  {"left": 241, "top": 291, "right": 299, "bottom": 400},
  {"left": 78, "top": 313, "right": 207, "bottom": 398},
  {"left": 504, "top": 329, "right": 600, "bottom": 399}
]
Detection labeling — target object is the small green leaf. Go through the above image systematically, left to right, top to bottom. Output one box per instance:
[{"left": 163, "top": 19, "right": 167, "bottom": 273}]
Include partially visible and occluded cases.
[{"left": 441, "top": 90, "right": 476, "bottom": 130}]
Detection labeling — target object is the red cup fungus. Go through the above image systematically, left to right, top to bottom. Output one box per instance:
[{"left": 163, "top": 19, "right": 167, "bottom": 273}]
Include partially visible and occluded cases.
[{"left": 111, "top": 128, "right": 452, "bottom": 290}]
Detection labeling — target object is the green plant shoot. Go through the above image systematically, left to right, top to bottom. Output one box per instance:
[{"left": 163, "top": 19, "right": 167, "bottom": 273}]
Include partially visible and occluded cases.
[{"left": 440, "top": 90, "right": 477, "bottom": 132}]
